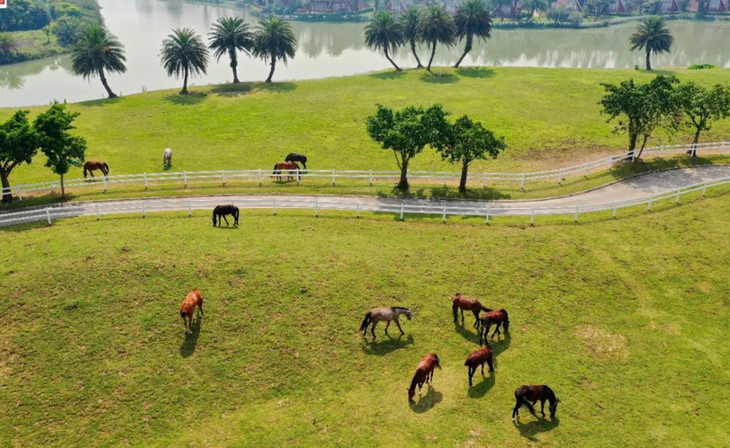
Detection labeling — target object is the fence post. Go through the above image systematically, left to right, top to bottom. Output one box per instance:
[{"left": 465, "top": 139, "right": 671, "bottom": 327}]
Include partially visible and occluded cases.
[
  {"left": 721, "top": 141, "right": 726, "bottom": 155},
  {"left": 608, "top": 155, "right": 613, "bottom": 166},
  {"left": 583, "top": 162, "right": 588, "bottom": 177},
  {"left": 557, "top": 168, "right": 562, "bottom": 183},
  {"left": 258, "top": 169, "right": 263, "bottom": 187},
  {"left": 331, "top": 169, "right": 336, "bottom": 187},
  {"left": 183, "top": 170, "right": 188, "bottom": 188},
  {"left": 222, "top": 170, "right": 226, "bottom": 187},
  {"left": 369, "top": 170, "right": 373, "bottom": 187},
  {"left": 443, "top": 172, "right": 447, "bottom": 187},
  {"left": 144, "top": 173, "right": 148, "bottom": 190},
  {"left": 482, "top": 173, "right": 488, "bottom": 187},
  {"left": 520, "top": 173, "right": 526, "bottom": 190},
  {"left": 102, "top": 175, "right": 107, "bottom": 193},
  {"left": 702, "top": 184, "right": 707, "bottom": 196},
  {"left": 16, "top": 185, "right": 23, "bottom": 201},
  {"left": 675, "top": 189, "right": 681, "bottom": 204},
  {"left": 273, "top": 198, "right": 277, "bottom": 216},
  {"left": 315, "top": 198, "right": 319, "bottom": 217},
  {"left": 647, "top": 198, "right": 652, "bottom": 211},
  {"left": 187, "top": 200, "right": 192, "bottom": 217},
  {"left": 142, "top": 202, "right": 147, "bottom": 218},
  {"left": 356, "top": 202, "right": 360, "bottom": 219},
  {"left": 96, "top": 203, "right": 100, "bottom": 220},
  {"left": 399, "top": 203, "right": 404, "bottom": 221},
  {"left": 442, "top": 206, "right": 446, "bottom": 223},
  {"left": 574, "top": 206, "right": 579, "bottom": 223},
  {"left": 613, "top": 207, "right": 617, "bottom": 219},
  {"left": 46, "top": 208, "right": 52, "bottom": 225},
  {"left": 485, "top": 208, "right": 490, "bottom": 225},
  {"left": 530, "top": 208, "right": 534, "bottom": 225}
]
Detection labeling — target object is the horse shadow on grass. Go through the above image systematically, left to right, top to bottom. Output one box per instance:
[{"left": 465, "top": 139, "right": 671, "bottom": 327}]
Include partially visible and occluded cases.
[
  {"left": 179, "top": 315, "right": 202, "bottom": 358},
  {"left": 453, "top": 321, "right": 481, "bottom": 344},
  {"left": 487, "top": 331, "right": 511, "bottom": 357},
  {"left": 361, "top": 333, "right": 414, "bottom": 356},
  {"left": 467, "top": 371, "right": 496, "bottom": 398},
  {"left": 409, "top": 385, "right": 442, "bottom": 414},
  {"left": 514, "top": 416, "right": 560, "bottom": 442}
]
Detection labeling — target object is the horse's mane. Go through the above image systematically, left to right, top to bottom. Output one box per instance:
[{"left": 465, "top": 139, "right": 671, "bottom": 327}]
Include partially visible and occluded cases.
[{"left": 391, "top": 306, "right": 411, "bottom": 312}]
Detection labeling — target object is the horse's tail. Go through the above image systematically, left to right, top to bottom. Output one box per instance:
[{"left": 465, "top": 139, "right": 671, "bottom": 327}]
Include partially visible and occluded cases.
[
  {"left": 103, "top": 162, "right": 109, "bottom": 175},
  {"left": 272, "top": 163, "right": 278, "bottom": 176},
  {"left": 481, "top": 306, "right": 493, "bottom": 313},
  {"left": 502, "top": 309, "right": 509, "bottom": 332},
  {"left": 359, "top": 312, "right": 372, "bottom": 331},
  {"left": 409, "top": 372, "right": 419, "bottom": 394}
]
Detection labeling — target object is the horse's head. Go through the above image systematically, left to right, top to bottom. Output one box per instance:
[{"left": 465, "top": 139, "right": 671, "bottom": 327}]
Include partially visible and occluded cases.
[
  {"left": 405, "top": 309, "right": 413, "bottom": 321},
  {"left": 434, "top": 354, "right": 442, "bottom": 369},
  {"left": 408, "top": 387, "right": 415, "bottom": 402},
  {"left": 549, "top": 398, "right": 560, "bottom": 418}
]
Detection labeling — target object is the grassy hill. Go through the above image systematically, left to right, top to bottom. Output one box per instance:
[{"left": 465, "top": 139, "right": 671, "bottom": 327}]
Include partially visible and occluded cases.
[
  {"left": 3, "top": 67, "right": 730, "bottom": 187},
  {"left": 1, "top": 195, "right": 729, "bottom": 447}
]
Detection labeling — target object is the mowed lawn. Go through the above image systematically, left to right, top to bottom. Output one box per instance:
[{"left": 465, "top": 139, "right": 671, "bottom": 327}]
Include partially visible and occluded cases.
[
  {"left": 3, "top": 67, "right": 730, "bottom": 186},
  {"left": 1, "top": 196, "right": 729, "bottom": 447}
]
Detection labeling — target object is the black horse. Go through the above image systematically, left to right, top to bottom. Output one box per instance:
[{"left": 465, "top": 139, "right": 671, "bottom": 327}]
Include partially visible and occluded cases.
[
  {"left": 285, "top": 153, "right": 307, "bottom": 171},
  {"left": 212, "top": 205, "right": 239, "bottom": 227},
  {"left": 512, "top": 385, "right": 560, "bottom": 421}
]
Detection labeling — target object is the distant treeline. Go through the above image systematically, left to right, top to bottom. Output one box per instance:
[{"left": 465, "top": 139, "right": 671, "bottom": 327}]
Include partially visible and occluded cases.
[{"left": 0, "top": 0, "right": 101, "bottom": 32}]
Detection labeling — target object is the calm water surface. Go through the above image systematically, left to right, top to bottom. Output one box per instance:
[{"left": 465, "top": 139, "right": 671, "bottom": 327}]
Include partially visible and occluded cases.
[{"left": 1, "top": 0, "right": 729, "bottom": 107}]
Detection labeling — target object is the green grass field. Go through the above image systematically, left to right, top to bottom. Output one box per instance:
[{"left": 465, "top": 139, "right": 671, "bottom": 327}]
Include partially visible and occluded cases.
[
  {"left": 3, "top": 67, "right": 730, "bottom": 188},
  {"left": 2, "top": 193, "right": 729, "bottom": 447}
]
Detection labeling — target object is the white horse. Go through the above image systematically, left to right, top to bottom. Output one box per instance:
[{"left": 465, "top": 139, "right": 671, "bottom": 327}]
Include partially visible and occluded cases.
[
  {"left": 163, "top": 148, "right": 173, "bottom": 169},
  {"left": 359, "top": 306, "right": 412, "bottom": 339}
]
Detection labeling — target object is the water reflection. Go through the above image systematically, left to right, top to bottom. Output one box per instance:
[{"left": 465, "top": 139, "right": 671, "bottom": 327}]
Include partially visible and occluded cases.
[{"left": 1, "top": 0, "right": 729, "bottom": 107}]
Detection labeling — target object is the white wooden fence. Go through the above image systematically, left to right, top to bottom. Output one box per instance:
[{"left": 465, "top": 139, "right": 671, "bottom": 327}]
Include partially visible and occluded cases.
[
  {"left": 2, "top": 141, "right": 726, "bottom": 200},
  {"left": 1, "top": 175, "right": 728, "bottom": 228}
]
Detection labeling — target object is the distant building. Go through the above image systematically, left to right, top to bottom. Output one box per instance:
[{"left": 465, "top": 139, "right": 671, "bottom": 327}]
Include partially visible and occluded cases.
[
  {"left": 298, "top": 0, "right": 368, "bottom": 13},
  {"left": 385, "top": 0, "right": 416, "bottom": 13},
  {"left": 554, "top": 0, "right": 584, "bottom": 11},
  {"left": 606, "top": 0, "right": 627, "bottom": 13},
  {"left": 657, "top": 0, "right": 680, "bottom": 12},
  {"left": 687, "top": 0, "right": 727, "bottom": 12},
  {"left": 493, "top": 1, "right": 523, "bottom": 18}
]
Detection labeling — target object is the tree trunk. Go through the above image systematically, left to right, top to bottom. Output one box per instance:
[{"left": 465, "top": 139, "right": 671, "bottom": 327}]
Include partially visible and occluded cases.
[
  {"left": 454, "top": 35, "right": 472, "bottom": 68},
  {"left": 410, "top": 39, "right": 423, "bottom": 68},
  {"left": 427, "top": 42, "right": 437, "bottom": 71},
  {"left": 384, "top": 47, "right": 401, "bottom": 71},
  {"left": 645, "top": 48, "right": 652, "bottom": 71},
  {"left": 230, "top": 49, "right": 240, "bottom": 83},
  {"left": 266, "top": 57, "right": 276, "bottom": 82},
  {"left": 181, "top": 67, "right": 189, "bottom": 94},
  {"left": 99, "top": 68, "right": 117, "bottom": 98},
  {"left": 686, "top": 127, "right": 701, "bottom": 157},
  {"left": 627, "top": 132, "right": 638, "bottom": 158},
  {"left": 634, "top": 135, "right": 649, "bottom": 163},
  {"left": 397, "top": 158, "right": 409, "bottom": 191},
  {"left": 459, "top": 159, "right": 469, "bottom": 193},
  {"left": 1, "top": 171, "right": 12, "bottom": 204},
  {"left": 60, "top": 173, "right": 65, "bottom": 198}
]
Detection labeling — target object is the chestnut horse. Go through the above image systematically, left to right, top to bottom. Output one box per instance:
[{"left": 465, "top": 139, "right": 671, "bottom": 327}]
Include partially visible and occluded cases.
[
  {"left": 83, "top": 161, "right": 109, "bottom": 179},
  {"left": 272, "top": 161, "right": 300, "bottom": 181},
  {"left": 180, "top": 289, "right": 204, "bottom": 334},
  {"left": 452, "top": 293, "right": 491, "bottom": 329},
  {"left": 360, "top": 306, "right": 412, "bottom": 339},
  {"left": 479, "top": 308, "right": 509, "bottom": 345},
  {"left": 465, "top": 346, "right": 494, "bottom": 386},
  {"left": 408, "top": 353, "right": 441, "bottom": 402},
  {"left": 512, "top": 385, "right": 560, "bottom": 420}
]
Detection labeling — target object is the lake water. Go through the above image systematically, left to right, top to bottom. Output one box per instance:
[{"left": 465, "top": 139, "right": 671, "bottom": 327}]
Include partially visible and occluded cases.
[{"left": 1, "top": 0, "right": 730, "bottom": 107}]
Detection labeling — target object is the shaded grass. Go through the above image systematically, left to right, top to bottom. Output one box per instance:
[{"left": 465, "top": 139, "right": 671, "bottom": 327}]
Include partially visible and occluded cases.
[{"left": 1, "top": 195, "right": 729, "bottom": 447}]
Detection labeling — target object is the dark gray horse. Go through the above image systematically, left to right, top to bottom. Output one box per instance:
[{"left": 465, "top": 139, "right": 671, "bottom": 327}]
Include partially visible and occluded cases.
[
  {"left": 285, "top": 153, "right": 307, "bottom": 171},
  {"left": 212, "top": 204, "right": 239, "bottom": 227}
]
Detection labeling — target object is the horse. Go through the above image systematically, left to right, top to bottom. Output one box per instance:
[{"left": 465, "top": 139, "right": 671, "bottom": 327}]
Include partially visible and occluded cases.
[
  {"left": 163, "top": 148, "right": 172, "bottom": 169},
  {"left": 285, "top": 153, "right": 307, "bottom": 171},
  {"left": 83, "top": 161, "right": 109, "bottom": 179},
  {"left": 272, "top": 161, "right": 300, "bottom": 181},
  {"left": 212, "top": 204, "right": 239, "bottom": 227},
  {"left": 180, "top": 289, "right": 204, "bottom": 334},
  {"left": 452, "top": 293, "right": 491, "bottom": 329},
  {"left": 359, "top": 306, "right": 412, "bottom": 339},
  {"left": 479, "top": 308, "right": 509, "bottom": 345},
  {"left": 465, "top": 346, "right": 495, "bottom": 386},
  {"left": 408, "top": 353, "right": 441, "bottom": 402},
  {"left": 512, "top": 385, "right": 560, "bottom": 421}
]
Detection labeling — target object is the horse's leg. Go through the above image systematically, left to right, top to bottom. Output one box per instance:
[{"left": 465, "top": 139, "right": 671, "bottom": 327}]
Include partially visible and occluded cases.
[
  {"left": 223, "top": 215, "right": 229, "bottom": 227},
  {"left": 198, "top": 298, "right": 203, "bottom": 316},
  {"left": 452, "top": 304, "right": 458, "bottom": 323},
  {"left": 461, "top": 308, "right": 465, "bottom": 323},
  {"left": 473, "top": 310, "right": 480, "bottom": 329},
  {"left": 395, "top": 319, "right": 404, "bottom": 335},
  {"left": 371, "top": 321, "right": 377, "bottom": 339},
  {"left": 384, "top": 321, "right": 390, "bottom": 334},
  {"left": 492, "top": 325, "right": 500, "bottom": 340},
  {"left": 487, "top": 358, "right": 494, "bottom": 372},
  {"left": 481, "top": 362, "right": 485, "bottom": 376},
  {"left": 468, "top": 366, "right": 474, "bottom": 386},
  {"left": 540, "top": 399, "right": 546, "bottom": 417},
  {"left": 512, "top": 400, "right": 521, "bottom": 420}
]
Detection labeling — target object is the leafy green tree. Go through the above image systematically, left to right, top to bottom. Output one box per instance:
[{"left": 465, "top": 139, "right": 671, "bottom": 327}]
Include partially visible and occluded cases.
[
  {"left": 454, "top": 0, "right": 492, "bottom": 68},
  {"left": 585, "top": 0, "right": 612, "bottom": 21},
  {"left": 418, "top": 4, "right": 456, "bottom": 72},
  {"left": 399, "top": 6, "right": 424, "bottom": 69},
  {"left": 365, "top": 12, "right": 404, "bottom": 71},
  {"left": 53, "top": 16, "right": 92, "bottom": 46},
  {"left": 209, "top": 16, "right": 254, "bottom": 84},
  {"left": 629, "top": 16, "right": 673, "bottom": 71},
  {"left": 252, "top": 17, "right": 297, "bottom": 83},
  {"left": 43, "top": 24, "right": 53, "bottom": 43},
  {"left": 71, "top": 26, "right": 126, "bottom": 99},
  {"left": 160, "top": 28, "right": 210, "bottom": 94},
  {"left": 0, "top": 33, "right": 16, "bottom": 57},
  {"left": 600, "top": 76, "right": 679, "bottom": 161},
  {"left": 674, "top": 82, "right": 730, "bottom": 157},
  {"left": 34, "top": 103, "right": 87, "bottom": 198},
  {"left": 366, "top": 104, "right": 448, "bottom": 191},
  {"left": 0, "top": 111, "right": 39, "bottom": 204},
  {"left": 434, "top": 115, "right": 506, "bottom": 192}
]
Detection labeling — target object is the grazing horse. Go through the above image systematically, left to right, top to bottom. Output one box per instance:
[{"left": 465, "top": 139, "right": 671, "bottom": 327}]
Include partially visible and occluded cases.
[
  {"left": 163, "top": 148, "right": 172, "bottom": 169},
  {"left": 285, "top": 153, "right": 307, "bottom": 171},
  {"left": 83, "top": 161, "right": 109, "bottom": 179},
  {"left": 272, "top": 161, "right": 300, "bottom": 181},
  {"left": 212, "top": 204, "right": 239, "bottom": 227},
  {"left": 180, "top": 289, "right": 204, "bottom": 334},
  {"left": 452, "top": 293, "right": 491, "bottom": 329},
  {"left": 359, "top": 306, "right": 412, "bottom": 339},
  {"left": 479, "top": 308, "right": 509, "bottom": 345},
  {"left": 465, "top": 346, "right": 494, "bottom": 386},
  {"left": 408, "top": 353, "right": 441, "bottom": 402},
  {"left": 512, "top": 385, "right": 560, "bottom": 421}
]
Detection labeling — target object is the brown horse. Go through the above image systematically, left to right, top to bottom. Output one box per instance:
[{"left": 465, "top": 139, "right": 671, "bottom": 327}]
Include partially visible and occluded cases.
[
  {"left": 83, "top": 161, "right": 109, "bottom": 179},
  {"left": 272, "top": 161, "right": 300, "bottom": 181},
  {"left": 180, "top": 289, "right": 204, "bottom": 334},
  {"left": 452, "top": 293, "right": 491, "bottom": 329},
  {"left": 479, "top": 308, "right": 509, "bottom": 345},
  {"left": 465, "top": 346, "right": 494, "bottom": 386},
  {"left": 408, "top": 353, "right": 441, "bottom": 402},
  {"left": 512, "top": 385, "right": 560, "bottom": 421}
]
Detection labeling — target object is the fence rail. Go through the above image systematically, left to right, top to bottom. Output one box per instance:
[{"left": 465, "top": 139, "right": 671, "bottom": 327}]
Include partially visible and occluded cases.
[
  {"left": 2, "top": 141, "right": 727, "bottom": 200},
  {"left": 1, "top": 175, "right": 728, "bottom": 228}
]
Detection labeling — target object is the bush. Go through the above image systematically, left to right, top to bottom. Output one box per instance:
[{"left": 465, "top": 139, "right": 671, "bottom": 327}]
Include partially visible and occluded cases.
[
  {"left": 52, "top": 16, "right": 93, "bottom": 46},
  {"left": 688, "top": 63, "right": 717, "bottom": 70}
]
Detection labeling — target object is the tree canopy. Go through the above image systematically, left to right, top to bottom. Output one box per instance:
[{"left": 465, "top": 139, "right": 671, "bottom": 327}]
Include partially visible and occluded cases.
[
  {"left": 454, "top": 0, "right": 492, "bottom": 68},
  {"left": 365, "top": 12, "right": 404, "bottom": 71},
  {"left": 209, "top": 16, "right": 254, "bottom": 84},
  {"left": 629, "top": 16, "right": 673, "bottom": 71},
  {"left": 252, "top": 17, "right": 297, "bottom": 83},
  {"left": 71, "top": 25, "right": 127, "bottom": 98},
  {"left": 160, "top": 28, "right": 210, "bottom": 94},
  {"left": 674, "top": 82, "right": 730, "bottom": 156},
  {"left": 0, "top": 110, "right": 38, "bottom": 203}
]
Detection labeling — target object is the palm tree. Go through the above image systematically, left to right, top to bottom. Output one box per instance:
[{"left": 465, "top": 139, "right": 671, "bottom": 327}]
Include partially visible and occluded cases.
[
  {"left": 454, "top": 0, "right": 492, "bottom": 68},
  {"left": 418, "top": 4, "right": 456, "bottom": 72},
  {"left": 399, "top": 6, "right": 424, "bottom": 69},
  {"left": 365, "top": 11, "right": 404, "bottom": 71},
  {"left": 209, "top": 16, "right": 254, "bottom": 84},
  {"left": 629, "top": 16, "right": 673, "bottom": 71},
  {"left": 252, "top": 17, "right": 297, "bottom": 83},
  {"left": 70, "top": 26, "right": 127, "bottom": 98},
  {"left": 160, "top": 28, "right": 210, "bottom": 94}
]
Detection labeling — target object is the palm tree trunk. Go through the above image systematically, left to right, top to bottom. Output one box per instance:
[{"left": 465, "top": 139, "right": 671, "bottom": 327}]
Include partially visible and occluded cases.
[
  {"left": 455, "top": 35, "right": 472, "bottom": 68},
  {"left": 410, "top": 39, "right": 423, "bottom": 68},
  {"left": 427, "top": 42, "right": 437, "bottom": 72},
  {"left": 384, "top": 47, "right": 401, "bottom": 71},
  {"left": 645, "top": 48, "right": 652, "bottom": 71},
  {"left": 230, "top": 49, "right": 240, "bottom": 83},
  {"left": 266, "top": 58, "right": 276, "bottom": 82},
  {"left": 181, "top": 67, "right": 189, "bottom": 94},
  {"left": 98, "top": 68, "right": 117, "bottom": 98},
  {"left": 1, "top": 171, "right": 12, "bottom": 204}
]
